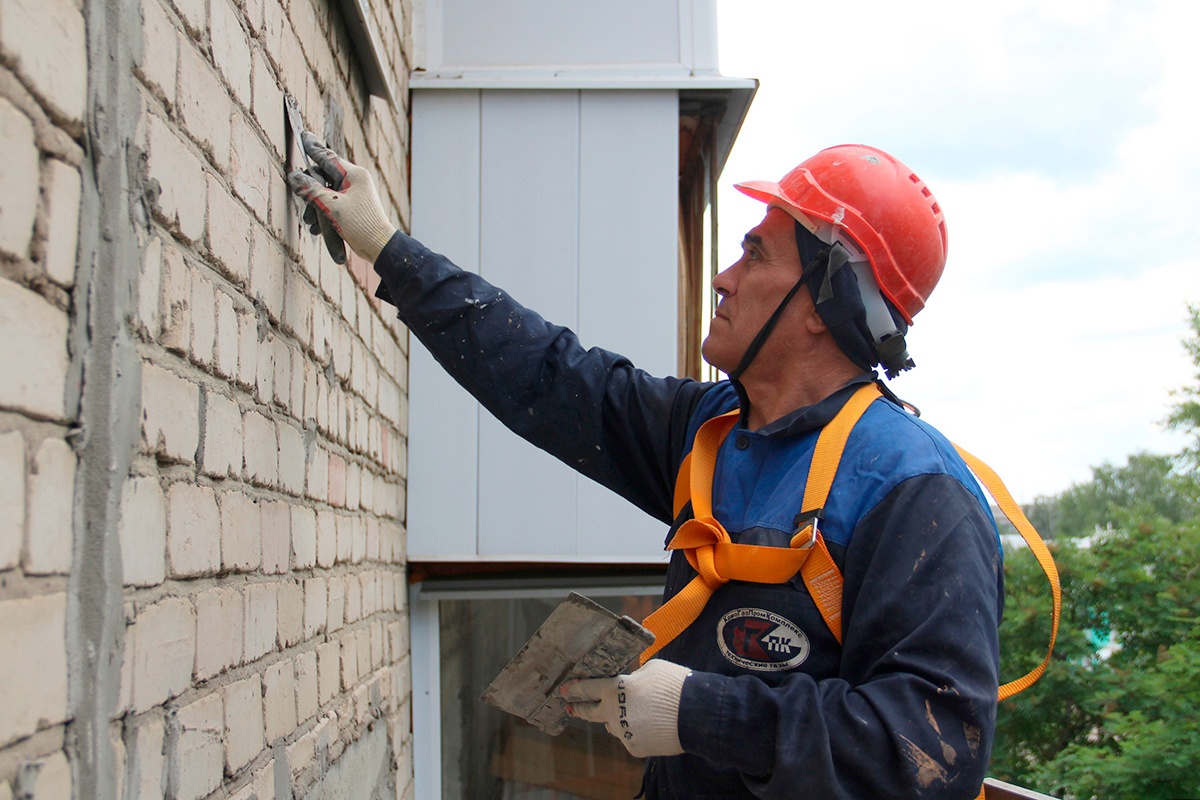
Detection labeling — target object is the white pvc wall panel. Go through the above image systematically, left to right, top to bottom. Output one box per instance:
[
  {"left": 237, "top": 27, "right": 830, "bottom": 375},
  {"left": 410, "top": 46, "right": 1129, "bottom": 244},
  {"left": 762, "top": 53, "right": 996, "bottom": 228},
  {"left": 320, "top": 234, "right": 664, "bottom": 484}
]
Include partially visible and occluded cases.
[
  {"left": 438, "top": 0, "right": 683, "bottom": 69},
  {"left": 409, "top": 89, "right": 679, "bottom": 563},
  {"left": 409, "top": 91, "right": 482, "bottom": 558},
  {"left": 476, "top": 92, "right": 580, "bottom": 557},
  {"left": 576, "top": 92, "right": 677, "bottom": 558}
]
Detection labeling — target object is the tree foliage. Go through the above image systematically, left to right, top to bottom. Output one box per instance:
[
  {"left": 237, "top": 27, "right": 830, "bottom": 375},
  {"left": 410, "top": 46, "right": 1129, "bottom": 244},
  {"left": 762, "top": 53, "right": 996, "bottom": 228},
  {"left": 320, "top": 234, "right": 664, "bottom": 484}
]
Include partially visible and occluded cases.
[{"left": 989, "top": 307, "right": 1200, "bottom": 800}]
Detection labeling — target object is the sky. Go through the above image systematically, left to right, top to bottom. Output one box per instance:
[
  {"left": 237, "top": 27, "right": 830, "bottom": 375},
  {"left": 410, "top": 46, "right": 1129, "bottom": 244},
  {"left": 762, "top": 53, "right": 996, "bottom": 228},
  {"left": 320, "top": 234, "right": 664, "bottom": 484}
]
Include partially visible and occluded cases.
[{"left": 713, "top": 0, "right": 1200, "bottom": 502}]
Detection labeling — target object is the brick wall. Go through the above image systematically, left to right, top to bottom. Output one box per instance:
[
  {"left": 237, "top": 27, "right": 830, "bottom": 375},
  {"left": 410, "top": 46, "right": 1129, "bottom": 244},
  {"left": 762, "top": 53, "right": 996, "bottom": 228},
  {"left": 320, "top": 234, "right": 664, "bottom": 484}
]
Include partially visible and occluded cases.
[{"left": 0, "top": 0, "right": 414, "bottom": 795}]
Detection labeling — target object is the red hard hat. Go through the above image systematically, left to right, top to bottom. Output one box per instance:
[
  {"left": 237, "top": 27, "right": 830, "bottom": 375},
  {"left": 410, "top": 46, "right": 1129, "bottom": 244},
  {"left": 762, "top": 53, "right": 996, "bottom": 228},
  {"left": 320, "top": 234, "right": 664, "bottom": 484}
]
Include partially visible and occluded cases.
[{"left": 734, "top": 144, "right": 947, "bottom": 323}]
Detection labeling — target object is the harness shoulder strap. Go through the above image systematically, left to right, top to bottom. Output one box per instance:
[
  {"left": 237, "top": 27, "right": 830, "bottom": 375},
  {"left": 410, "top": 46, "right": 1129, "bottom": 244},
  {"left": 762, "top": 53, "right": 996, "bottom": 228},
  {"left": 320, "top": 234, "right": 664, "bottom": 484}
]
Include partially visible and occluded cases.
[{"left": 664, "top": 385, "right": 1061, "bottom": 705}]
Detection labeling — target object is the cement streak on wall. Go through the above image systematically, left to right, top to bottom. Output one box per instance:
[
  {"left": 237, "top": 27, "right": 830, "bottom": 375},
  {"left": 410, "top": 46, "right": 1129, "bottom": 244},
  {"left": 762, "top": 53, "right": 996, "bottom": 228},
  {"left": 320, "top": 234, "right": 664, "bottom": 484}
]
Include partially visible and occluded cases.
[{"left": 0, "top": 0, "right": 416, "bottom": 794}]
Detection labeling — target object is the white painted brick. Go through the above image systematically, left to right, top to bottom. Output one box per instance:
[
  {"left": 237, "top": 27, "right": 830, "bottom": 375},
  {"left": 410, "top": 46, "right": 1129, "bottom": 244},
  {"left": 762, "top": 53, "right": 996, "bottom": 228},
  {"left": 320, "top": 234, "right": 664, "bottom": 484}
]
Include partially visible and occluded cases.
[
  {"left": 0, "top": 0, "right": 86, "bottom": 121},
  {"left": 138, "top": 0, "right": 178, "bottom": 106},
  {"left": 172, "top": 0, "right": 205, "bottom": 35},
  {"left": 209, "top": 0, "right": 251, "bottom": 107},
  {"left": 242, "top": 0, "right": 263, "bottom": 40},
  {"left": 177, "top": 42, "right": 231, "bottom": 170},
  {"left": 251, "top": 48, "right": 284, "bottom": 158},
  {"left": 0, "top": 97, "right": 36, "bottom": 256},
  {"left": 146, "top": 114, "right": 206, "bottom": 243},
  {"left": 230, "top": 114, "right": 271, "bottom": 224},
  {"left": 268, "top": 152, "right": 291, "bottom": 240},
  {"left": 42, "top": 159, "right": 81, "bottom": 287},
  {"left": 207, "top": 174, "right": 251, "bottom": 286},
  {"left": 249, "top": 224, "right": 284, "bottom": 316},
  {"left": 137, "top": 235, "right": 163, "bottom": 337},
  {"left": 159, "top": 243, "right": 190, "bottom": 352},
  {"left": 189, "top": 269, "right": 216, "bottom": 366},
  {"left": 282, "top": 270, "right": 315, "bottom": 346},
  {"left": 0, "top": 277, "right": 68, "bottom": 419},
  {"left": 216, "top": 291, "right": 239, "bottom": 379},
  {"left": 312, "top": 304, "right": 333, "bottom": 366},
  {"left": 237, "top": 308, "right": 258, "bottom": 389},
  {"left": 331, "top": 323, "right": 350, "bottom": 383},
  {"left": 254, "top": 333, "right": 275, "bottom": 406},
  {"left": 271, "top": 337, "right": 291, "bottom": 410},
  {"left": 291, "top": 348, "right": 306, "bottom": 417},
  {"left": 303, "top": 362, "right": 319, "bottom": 424},
  {"left": 141, "top": 363, "right": 199, "bottom": 464},
  {"left": 316, "top": 371, "right": 331, "bottom": 434},
  {"left": 200, "top": 390, "right": 242, "bottom": 479},
  {"left": 243, "top": 410, "right": 278, "bottom": 486},
  {"left": 279, "top": 421, "right": 306, "bottom": 496},
  {"left": 0, "top": 431, "right": 26, "bottom": 570},
  {"left": 26, "top": 437, "right": 76, "bottom": 575},
  {"left": 306, "top": 445, "right": 328, "bottom": 502},
  {"left": 327, "top": 451, "right": 346, "bottom": 508},
  {"left": 346, "top": 460, "right": 361, "bottom": 512},
  {"left": 359, "top": 465, "right": 375, "bottom": 514},
  {"left": 119, "top": 482, "right": 167, "bottom": 585},
  {"left": 166, "top": 482, "right": 221, "bottom": 577},
  {"left": 220, "top": 490, "right": 261, "bottom": 572},
  {"left": 260, "top": 499, "right": 290, "bottom": 573},
  {"left": 291, "top": 505, "right": 316, "bottom": 569},
  {"left": 315, "top": 508, "right": 336, "bottom": 568},
  {"left": 335, "top": 514, "right": 352, "bottom": 563},
  {"left": 351, "top": 514, "right": 367, "bottom": 564},
  {"left": 366, "top": 517, "right": 380, "bottom": 562},
  {"left": 360, "top": 572, "right": 376, "bottom": 617},
  {"left": 326, "top": 576, "right": 344, "bottom": 634},
  {"left": 344, "top": 576, "right": 361, "bottom": 624},
  {"left": 303, "top": 577, "right": 326, "bottom": 639},
  {"left": 276, "top": 578, "right": 304, "bottom": 648},
  {"left": 243, "top": 581, "right": 277, "bottom": 663},
  {"left": 194, "top": 586, "right": 243, "bottom": 680},
  {"left": 0, "top": 593, "right": 68, "bottom": 747},
  {"left": 129, "top": 597, "right": 195, "bottom": 713},
  {"left": 371, "top": 620, "right": 384, "bottom": 669},
  {"left": 117, "top": 621, "right": 133, "bottom": 715},
  {"left": 355, "top": 629, "right": 370, "bottom": 686},
  {"left": 339, "top": 634, "right": 359, "bottom": 691},
  {"left": 316, "top": 641, "right": 339, "bottom": 705},
  {"left": 262, "top": 659, "right": 297, "bottom": 743},
  {"left": 223, "top": 675, "right": 264, "bottom": 773},
  {"left": 170, "top": 693, "right": 224, "bottom": 800},
  {"left": 125, "top": 714, "right": 166, "bottom": 800},
  {"left": 111, "top": 724, "right": 127, "bottom": 800},
  {"left": 286, "top": 727, "right": 316, "bottom": 776},
  {"left": 20, "top": 750, "right": 70, "bottom": 799},
  {"left": 249, "top": 759, "right": 275, "bottom": 800}
]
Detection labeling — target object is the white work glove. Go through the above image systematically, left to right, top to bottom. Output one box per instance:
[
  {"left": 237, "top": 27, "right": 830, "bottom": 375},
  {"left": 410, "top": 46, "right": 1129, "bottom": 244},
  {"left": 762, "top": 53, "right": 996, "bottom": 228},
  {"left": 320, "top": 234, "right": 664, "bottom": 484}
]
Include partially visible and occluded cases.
[
  {"left": 287, "top": 132, "right": 396, "bottom": 263},
  {"left": 561, "top": 659, "right": 691, "bottom": 758}
]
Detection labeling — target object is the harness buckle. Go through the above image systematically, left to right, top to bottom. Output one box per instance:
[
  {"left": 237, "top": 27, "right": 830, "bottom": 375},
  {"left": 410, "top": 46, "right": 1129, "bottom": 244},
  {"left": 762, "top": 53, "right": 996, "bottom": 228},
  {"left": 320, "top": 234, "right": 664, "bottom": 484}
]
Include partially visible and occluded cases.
[{"left": 792, "top": 509, "right": 824, "bottom": 549}]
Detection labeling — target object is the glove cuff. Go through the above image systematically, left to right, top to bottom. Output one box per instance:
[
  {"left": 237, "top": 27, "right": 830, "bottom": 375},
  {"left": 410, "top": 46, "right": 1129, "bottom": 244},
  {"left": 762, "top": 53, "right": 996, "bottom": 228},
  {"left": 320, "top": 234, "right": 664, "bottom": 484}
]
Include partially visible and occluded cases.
[{"left": 633, "top": 660, "right": 690, "bottom": 757}]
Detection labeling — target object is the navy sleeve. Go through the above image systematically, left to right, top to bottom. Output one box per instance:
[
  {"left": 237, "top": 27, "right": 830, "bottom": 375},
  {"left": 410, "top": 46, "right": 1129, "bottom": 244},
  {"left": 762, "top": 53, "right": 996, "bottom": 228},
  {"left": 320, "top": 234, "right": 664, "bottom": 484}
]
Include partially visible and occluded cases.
[
  {"left": 372, "top": 231, "right": 709, "bottom": 524},
  {"left": 677, "top": 473, "right": 1002, "bottom": 800}
]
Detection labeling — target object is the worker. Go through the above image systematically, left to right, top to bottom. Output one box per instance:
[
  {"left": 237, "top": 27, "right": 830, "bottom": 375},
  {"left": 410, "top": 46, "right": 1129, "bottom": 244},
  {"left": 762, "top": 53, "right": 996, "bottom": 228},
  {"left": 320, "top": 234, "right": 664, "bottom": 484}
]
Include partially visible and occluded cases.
[{"left": 289, "top": 135, "right": 1002, "bottom": 800}]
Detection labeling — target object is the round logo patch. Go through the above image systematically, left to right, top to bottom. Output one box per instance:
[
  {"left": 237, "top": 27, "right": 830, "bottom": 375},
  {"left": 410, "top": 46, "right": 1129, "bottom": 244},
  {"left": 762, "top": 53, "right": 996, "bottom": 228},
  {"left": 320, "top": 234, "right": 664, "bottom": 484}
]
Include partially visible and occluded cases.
[{"left": 717, "top": 608, "right": 810, "bottom": 672}]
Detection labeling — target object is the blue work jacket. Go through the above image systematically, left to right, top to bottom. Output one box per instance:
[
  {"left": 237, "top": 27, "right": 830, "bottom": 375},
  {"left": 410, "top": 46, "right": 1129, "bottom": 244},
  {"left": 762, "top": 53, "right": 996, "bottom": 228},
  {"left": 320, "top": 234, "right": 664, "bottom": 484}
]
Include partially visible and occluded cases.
[{"left": 374, "top": 231, "right": 1003, "bottom": 800}]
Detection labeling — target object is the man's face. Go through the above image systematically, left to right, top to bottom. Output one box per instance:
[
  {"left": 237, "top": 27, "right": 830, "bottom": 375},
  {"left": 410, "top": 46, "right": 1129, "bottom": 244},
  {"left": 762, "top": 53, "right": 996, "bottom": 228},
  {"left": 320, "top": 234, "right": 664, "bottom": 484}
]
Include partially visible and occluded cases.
[{"left": 702, "top": 207, "right": 807, "bottom": 376}]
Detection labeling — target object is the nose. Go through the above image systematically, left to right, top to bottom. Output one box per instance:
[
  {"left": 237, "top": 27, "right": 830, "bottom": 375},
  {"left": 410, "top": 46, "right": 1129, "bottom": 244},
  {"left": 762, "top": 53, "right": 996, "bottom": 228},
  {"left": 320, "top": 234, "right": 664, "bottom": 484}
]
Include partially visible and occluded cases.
[{"left": 712, "top": 262, "right": 737, "bottom": 298}]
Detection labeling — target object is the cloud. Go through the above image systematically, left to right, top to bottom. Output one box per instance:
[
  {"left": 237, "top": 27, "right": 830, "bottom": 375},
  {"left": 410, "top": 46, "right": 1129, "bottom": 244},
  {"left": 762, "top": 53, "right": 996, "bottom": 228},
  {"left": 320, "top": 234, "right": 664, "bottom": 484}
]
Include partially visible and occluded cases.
[{"left": 714, "top": 0, "right": 1200, "bottom": 500}]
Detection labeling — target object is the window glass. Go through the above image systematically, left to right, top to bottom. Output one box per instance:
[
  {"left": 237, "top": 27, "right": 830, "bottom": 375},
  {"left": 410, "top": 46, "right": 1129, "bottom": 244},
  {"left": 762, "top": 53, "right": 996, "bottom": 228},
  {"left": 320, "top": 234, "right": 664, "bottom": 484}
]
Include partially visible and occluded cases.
[{"left": 439, "top": 593, "right": 660, "bottom": 800}]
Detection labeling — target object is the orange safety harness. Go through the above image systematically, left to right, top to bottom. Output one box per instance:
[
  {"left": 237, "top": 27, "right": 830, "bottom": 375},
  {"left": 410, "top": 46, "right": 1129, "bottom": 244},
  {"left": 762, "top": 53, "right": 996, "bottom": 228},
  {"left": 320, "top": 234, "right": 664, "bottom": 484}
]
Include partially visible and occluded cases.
[{"left": 640, "top": 383, "right": 1061, "bottom": 795}]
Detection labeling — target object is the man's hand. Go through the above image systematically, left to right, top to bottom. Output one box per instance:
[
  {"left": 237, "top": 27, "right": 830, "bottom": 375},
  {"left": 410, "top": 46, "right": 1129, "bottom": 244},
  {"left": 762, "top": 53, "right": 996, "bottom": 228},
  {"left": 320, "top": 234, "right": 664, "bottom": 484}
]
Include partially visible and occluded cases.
[
  {"left": 287, "top": 132, "right": 396, "bottom": 263},
  {"left": 561, "top": 659, "right": 691, "bottom": 758}
]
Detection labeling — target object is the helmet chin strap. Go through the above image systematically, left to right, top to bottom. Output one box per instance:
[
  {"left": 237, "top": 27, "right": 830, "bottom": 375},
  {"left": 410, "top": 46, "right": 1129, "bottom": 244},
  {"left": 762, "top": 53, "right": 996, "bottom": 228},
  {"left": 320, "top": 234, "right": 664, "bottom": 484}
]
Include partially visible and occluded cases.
[{"left": 727, "top": 250, "right": 828, "bottom": 383}]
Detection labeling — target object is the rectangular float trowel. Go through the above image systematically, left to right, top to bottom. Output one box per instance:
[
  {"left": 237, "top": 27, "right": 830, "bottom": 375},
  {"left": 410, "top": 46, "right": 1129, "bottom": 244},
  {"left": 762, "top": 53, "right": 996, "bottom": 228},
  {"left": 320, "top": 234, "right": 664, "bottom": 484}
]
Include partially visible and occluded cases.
[{"left": 481, "top": 593, "right": 655, "bottom": 735}]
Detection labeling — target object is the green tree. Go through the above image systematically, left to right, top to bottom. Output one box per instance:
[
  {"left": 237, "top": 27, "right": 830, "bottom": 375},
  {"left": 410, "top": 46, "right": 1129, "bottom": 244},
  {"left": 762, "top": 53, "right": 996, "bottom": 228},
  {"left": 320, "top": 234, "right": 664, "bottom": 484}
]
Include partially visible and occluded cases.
[{"left": 990, "top": 306, "right": 1200, "bottom": 799}]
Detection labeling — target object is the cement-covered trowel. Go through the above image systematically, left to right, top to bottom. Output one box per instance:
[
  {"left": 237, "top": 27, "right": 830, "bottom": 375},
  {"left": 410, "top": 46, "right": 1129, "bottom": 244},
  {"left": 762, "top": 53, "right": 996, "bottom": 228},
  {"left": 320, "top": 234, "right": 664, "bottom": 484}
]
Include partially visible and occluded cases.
[{"left": 481, "top": 592, "right": 655, "bottom": 735}]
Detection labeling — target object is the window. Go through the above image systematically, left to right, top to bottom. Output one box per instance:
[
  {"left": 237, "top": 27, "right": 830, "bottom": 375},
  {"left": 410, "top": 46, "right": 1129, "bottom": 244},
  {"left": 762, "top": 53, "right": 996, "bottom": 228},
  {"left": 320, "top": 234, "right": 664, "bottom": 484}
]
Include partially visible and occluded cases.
[{"left": 411, "top": 577, "right": 664, "bottom": 800}]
